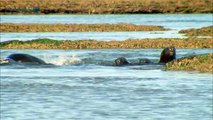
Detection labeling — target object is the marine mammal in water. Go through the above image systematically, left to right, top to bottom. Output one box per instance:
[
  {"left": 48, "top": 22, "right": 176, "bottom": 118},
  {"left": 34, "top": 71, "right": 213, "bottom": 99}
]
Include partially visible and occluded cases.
[
  {"left": 114, "top": 46, "right": 176, "bottom": 66},
  {"left": 159, "top": 46, "right": 176, "bottom": 64},
  {"left": 3, "top": 53, "right": 46, "bottom": 64},
  {"left": 114, "top": 57, "right": 129, "bottom": 66}
]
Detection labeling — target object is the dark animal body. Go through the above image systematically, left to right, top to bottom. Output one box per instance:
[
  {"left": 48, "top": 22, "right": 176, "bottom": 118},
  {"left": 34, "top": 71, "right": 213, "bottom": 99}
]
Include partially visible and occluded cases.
[
  {"left": 114, "top": 46, "right": 176, "bottom": 66},
  {"left": 159, "top": 46, "right": 176, "bottom": 63},
  {"left": 6, "top": 53, "right": 46, "bottom": 64},
  {"left": 114, "top": 57, "right": 129, "bottom": 66}
]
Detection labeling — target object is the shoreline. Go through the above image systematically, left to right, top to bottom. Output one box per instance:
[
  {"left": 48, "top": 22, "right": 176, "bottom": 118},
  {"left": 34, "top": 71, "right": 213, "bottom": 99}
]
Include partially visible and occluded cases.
[
  {"left": 1, "top": 0, "right": 212, "bottom": 14},
  {"left": 0, "top": 23, "right": 168, "bottom": 32},
  {"left": 1, "top": 24, "right": 212, "bottom": 38},
  {"left": 179, "top": 26, "right": 213, "bottom": 37},
  {"left": 1, "top": 38, "right": 212, "bottom": 49},
  {"left": 166, "top": 54, "right": 213, "bottom": 73}
]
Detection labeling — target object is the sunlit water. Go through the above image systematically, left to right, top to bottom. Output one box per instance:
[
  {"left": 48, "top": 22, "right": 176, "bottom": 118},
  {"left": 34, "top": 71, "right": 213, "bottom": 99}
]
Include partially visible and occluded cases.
[
  {"left": 1, "top": 14, "right": 212, "bottom": 41},
  {"left": 1, "top": 49, "right": 212, "bottom": 120}
]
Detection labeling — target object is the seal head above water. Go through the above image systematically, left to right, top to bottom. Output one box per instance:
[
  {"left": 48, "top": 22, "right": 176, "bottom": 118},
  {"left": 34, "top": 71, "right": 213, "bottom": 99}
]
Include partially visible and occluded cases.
[
  {"left": 159, "top": 46, "right": 176, "bottom": 64},
  {"left": 114, "top": 57, "right": 129, "bottom": 66}
]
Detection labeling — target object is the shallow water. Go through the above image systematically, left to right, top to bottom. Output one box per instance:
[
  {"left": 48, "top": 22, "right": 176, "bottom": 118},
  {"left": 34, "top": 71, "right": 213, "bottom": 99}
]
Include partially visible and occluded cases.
[
  {"left": 1, "top": 14, "right": 212, "bottom": 41},
  {"left": 1, "top": 14, "right": 213, "bottom": 120},
  {"left": 1, "top": 14, "right": 212, "bottom": 29},
  {"left": 0, "top": 30, "right": 186, "bottom": 42},
  {"left": 1, "top": 49, "right": 212, "bottom": 120}
]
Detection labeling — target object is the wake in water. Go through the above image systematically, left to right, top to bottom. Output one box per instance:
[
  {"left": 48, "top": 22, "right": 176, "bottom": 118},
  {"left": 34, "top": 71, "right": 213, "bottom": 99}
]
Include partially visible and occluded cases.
[
  {"left": 0, "top": 54, "right": 82, "bottom": 66},
  {"left": 43, "top": 54, "right": 82, "bottom": 66}
]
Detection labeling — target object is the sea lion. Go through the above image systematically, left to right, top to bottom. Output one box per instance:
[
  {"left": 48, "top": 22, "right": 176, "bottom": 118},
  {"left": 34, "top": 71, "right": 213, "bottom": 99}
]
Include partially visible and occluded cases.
[
  {"left": 159, "top": 46, "right": 176, "bottom": 64},
  {"left": 4, "top": 53, "right": 46, "bottom": 64},
  {"left": 114, "top": 57, "right": 129, "bottom": 66}
]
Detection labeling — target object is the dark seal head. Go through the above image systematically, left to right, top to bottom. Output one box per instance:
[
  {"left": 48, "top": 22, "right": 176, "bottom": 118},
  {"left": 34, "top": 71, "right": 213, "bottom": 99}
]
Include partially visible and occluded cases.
[
  {"left": 159, "top": 46, "right": 176, "bottom": 64},
  {"left": 6, "top": 53, "right": 46, "bottom": 64},
  {"left": 114, "top": 57, "right": 129, "bottom": 66}
]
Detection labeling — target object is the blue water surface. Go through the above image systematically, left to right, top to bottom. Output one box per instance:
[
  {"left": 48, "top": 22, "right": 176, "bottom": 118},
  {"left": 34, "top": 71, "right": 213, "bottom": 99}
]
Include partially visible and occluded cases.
[
  {"left": 0, "top": 14, "right": 213, "bottom": 120},
  {"left": 1, "top": 14, "right": 212, "bottom": 41},
  {"left": 1, "top": 49, "right": 212, "bottom": 120}
]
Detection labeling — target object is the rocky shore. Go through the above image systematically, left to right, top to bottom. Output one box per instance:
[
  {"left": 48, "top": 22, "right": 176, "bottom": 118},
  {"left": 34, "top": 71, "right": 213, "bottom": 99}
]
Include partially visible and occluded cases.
[
  {"left": 1, "top": 0, "right": 212, "bottom": 14},
  {"left": 0, "top": 23, "right": 168, "bottom": 32},
  {"left": 179, "top": 26, "right": 213, "bottom": 37},
  {"left": 1, "top": 38, "right": 212, "bottom": 49},
  {"left": 166, "top": 54, "right": 213, "bottom": 73}
]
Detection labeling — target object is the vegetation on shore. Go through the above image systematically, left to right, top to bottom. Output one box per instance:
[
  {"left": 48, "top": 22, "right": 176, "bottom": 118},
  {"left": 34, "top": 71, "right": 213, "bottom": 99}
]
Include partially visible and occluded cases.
[
  {"left": 1, "top": 0, "right": 212, "bottom": 14},
  {"left": 0, "top": 23, "right": 168, "bottom": 32},
  {"left": 179, "top": 26, "right": 213, "bottom": 37},
  {"left": 1, "top": 38, "right": 212, "bottom": 49},
  {"left": 166, "top": 54, "right": 213, "bottom": 73}
]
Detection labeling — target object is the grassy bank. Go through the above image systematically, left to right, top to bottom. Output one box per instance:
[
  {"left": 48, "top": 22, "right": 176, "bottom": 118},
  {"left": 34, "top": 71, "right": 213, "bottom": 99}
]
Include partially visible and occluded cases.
[
  {"left": 1, "top": 0, "right": 212, "bottom": 14},
  {"left": 0, "top": 23, "right": 168, "bottom": 32},
  {"left": 179, "top": 26, "right": 213, "bottom": 37},
  {"left": 1, "top": 38, "right": 212, "bottom": 49},
  {"left": 166, "top": 54, "right": 213, "bottom": 73}
]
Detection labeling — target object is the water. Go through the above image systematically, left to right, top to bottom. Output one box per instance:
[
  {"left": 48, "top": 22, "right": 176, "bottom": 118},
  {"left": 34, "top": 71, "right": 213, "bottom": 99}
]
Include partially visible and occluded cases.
[
  {"left": 1, "top": 14, "right": 212, "bottom": 41},
  {"left": 1, "top": 14, "right": 213, "bottom": 120},
  {"left": 1, "top": 14, "right": 212, "bottom": 29},
  {"left": 0, "top": 31, "right": 186, "bottom": 42},
  {"left": 1, "top": 49, "right": 213, "bottom": 120}
]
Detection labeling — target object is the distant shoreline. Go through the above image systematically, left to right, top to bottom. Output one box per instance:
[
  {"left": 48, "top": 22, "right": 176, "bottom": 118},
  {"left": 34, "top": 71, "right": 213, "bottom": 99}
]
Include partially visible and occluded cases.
[
  {"left": 1, "top": 0, "right": 212, "bottom": 14},
  {"left": 1, "top": 23, "right": 169, "bottom": 32},
  {"left": 1, "top": 24, "right": 212, "bottom": 38},
  {"left": 1, "top": 38, "right": 212, "bottom": 49}
]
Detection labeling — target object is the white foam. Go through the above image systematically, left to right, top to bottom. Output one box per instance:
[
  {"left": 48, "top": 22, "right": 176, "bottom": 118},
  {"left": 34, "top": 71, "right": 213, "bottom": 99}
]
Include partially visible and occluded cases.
[{"left": 44, "top": 54, "right": 82, "bottom": 66}]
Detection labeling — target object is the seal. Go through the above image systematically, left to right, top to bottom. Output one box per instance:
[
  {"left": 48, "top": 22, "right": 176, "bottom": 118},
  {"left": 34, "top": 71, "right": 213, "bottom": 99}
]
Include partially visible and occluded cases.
[
  {"left": 114, "top": 46, "right": 176, "bottom": 66},
  {"left": 159, "top": 46, "right": 176, "bottom": 64},
  {"left": 4, "top": 53, "right": 46, "bottom": 64},
  {"left": 114, "top": 57, "right": 129, "bottom": 66}
]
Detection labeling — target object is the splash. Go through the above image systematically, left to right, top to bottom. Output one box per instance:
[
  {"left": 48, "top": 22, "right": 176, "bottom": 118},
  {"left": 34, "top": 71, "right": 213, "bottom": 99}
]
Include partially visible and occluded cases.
[
  {"left": 44, "top": 54, "right": 82, "bottom": 66},
  {"left": 0, "top": 58, "right": 9, "bottom": 64}
]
